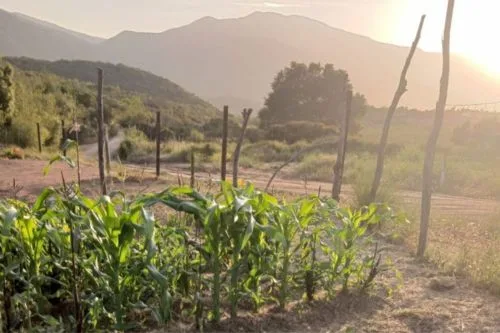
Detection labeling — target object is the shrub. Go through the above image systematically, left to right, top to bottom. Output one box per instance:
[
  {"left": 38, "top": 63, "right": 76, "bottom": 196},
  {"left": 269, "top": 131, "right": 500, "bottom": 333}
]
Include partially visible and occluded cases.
[
  {"left": 202, "top": 117, "right": 241, "bottom": 139},
  {"left": 265, "top": 121, "right": 337, "bottom": 144},
  {"left": 245, "top": 126, "right": 266, "bottom": 143},
  {"left": 188, "top": 128, "right": 205, "bottom": 142},
  {"left": 117, "top": 139, "right": 134, "bottom": 161},
  {"left": 2, "top": 146, "right": 25, "bottom": 159},
  {"left": 292, "top": 153, "right": 335, "bottom": 181}
]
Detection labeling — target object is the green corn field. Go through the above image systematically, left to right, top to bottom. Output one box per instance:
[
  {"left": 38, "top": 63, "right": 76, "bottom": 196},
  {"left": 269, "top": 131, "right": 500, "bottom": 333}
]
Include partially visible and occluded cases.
[{"left": 0, "top": 181, "right": 396, "bottom": 331}]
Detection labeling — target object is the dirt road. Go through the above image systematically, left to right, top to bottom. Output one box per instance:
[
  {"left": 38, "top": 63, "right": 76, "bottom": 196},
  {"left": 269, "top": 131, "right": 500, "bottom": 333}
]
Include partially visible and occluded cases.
[{"left": 1, "top": 159, "right": 498, "bottom": 219}]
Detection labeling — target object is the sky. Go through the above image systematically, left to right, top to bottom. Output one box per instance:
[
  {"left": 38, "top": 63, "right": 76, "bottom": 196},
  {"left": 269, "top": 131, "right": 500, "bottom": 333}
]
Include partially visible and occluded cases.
[{"left": 1, "top": 0, "right": 499, "bottom": 74}]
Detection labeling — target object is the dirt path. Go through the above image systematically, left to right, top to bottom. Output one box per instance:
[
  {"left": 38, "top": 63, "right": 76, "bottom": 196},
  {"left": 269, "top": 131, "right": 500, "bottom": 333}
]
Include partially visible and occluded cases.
[
  {"left": 80, "top": 131, "right": 125, "bottom": 159},
  {"left": 1, "top": 159, "right": 498, "bottom": 218}
]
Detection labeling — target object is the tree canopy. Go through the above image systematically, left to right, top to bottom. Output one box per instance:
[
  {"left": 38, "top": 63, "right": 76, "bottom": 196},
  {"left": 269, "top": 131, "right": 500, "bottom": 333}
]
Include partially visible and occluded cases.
[{"left": 259, "top": 62, "right": 366, "bottom": 129}]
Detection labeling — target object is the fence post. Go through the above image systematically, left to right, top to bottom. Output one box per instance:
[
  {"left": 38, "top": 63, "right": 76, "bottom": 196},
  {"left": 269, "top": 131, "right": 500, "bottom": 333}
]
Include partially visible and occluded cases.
[
  {"left": 418, "top": 0, "right": 455, "bottom": 258},
  {"left": 97, "top": 68, "right": 107, "bottom": 195},
  {"left": 332, "top": 89, "right": 353, "bottom": 201},
  {"left": 221, "top": 105, "right": 229, "bottom": 181},
  {"left": 233, "top": 108, "right": 253, "bottom": 188},
  {"left": 156, "top": 111, "right": 161, "bottom": 178},
  {"left": 61, "top": 119, "right": 66, "bottom": 156},
  {"left": 36, "top": 122, "right": 42, "bottom": 153},
  {"left": 104, "top": 125, "right": 111, "bottom": 177},
  {"left": 190, "top": 148, "right": 195, "bottom": 188}
]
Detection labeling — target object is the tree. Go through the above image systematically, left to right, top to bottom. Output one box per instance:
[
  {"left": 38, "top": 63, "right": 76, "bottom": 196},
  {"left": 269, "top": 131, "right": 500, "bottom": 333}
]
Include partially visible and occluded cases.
[
  {"left": 259, "top": 62, "right": 366, "bottom": 129},
  {"left": 0, "top": 64, "right": 14, "bottom": 126}
]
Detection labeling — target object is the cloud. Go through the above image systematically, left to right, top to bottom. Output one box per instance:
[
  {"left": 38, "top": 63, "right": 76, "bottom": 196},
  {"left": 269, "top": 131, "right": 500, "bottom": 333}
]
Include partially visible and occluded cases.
[
  {"left": 233, "top": 1, "right": 357, "bottom": 9},
  {"left": 234, "top": 1, "right": 309, "bottom": 8},
  {"left": 263, "top": 2, "right": 308, "bottom": 8}
]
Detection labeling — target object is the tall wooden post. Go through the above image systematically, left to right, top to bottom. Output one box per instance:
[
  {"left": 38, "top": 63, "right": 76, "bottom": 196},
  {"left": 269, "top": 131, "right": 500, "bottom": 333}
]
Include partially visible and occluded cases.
[
  {"left": 418, "top": 0, "right": 455, "bottom": 258},
  {"left": 370, "top": 15, "right": 426, "bottom": 202},
  {"left": 97, "top": 68, "right": 107, "bottom": 195},
  {"left": 332, "top": 89, "right": 353, "bottom": 201},
  {"left": 221, "top": 106, "right": 229, "bottom": 181},
  {"left": 233, "top": 108, "right": 253, "bottom": 188},
  {"left": 156, "top": 111, "right": 161, "bottom": 178},
  {"left": 61, "top": 119, "right": 66, "bottom": 156},
  {"left": 74, "top": 120, "right": 81, "bottom": 187},
  {"left": 36, "top": 123, "right": 42, "bottom": 153},
  {"left": 104, "top": 125, "right": 111, "bottom": 177}
]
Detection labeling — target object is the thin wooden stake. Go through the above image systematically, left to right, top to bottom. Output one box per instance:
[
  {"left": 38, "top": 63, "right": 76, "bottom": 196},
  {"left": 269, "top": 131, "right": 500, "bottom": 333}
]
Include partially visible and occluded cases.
[
  {"left": 418, "top": 0, "right": 455, "bottom": 258},
  {"left": 370, "top": 15, "right": 426, "bottom": 202},
  {"left": 97, "top": 68, "right": 107, "bottom": 195},
  {"left": 332, "top": 89, "right": 353, "bottom": 201},
  {"left": 221, "top": 106, "right": 229, "bottom": 181},
  {"left": 233, "top": 108, "right": 253, "bottom": 188},
  {"left": 156, "top": 111, "right": 161, "bottom": 178},
  {"left": 73, "top": 117, "right": 81, "bottom": 187},
  {"left": 61, "top": 119, "right": 66, "bottom": 157},
  {"left": 36, "top": 122, "right": 42, "bottom": 153},
  {"left": 104, "top": 125, "right": 111, "bottom": 177},
  {"left": 190, "top": 148, "right": 195, "bottom": 188}
]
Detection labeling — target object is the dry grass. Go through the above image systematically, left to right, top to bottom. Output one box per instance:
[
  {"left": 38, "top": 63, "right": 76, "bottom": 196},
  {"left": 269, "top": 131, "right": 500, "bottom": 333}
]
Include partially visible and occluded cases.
[{"left": 392, "top": 201, "right": 500, "bottom": 296}]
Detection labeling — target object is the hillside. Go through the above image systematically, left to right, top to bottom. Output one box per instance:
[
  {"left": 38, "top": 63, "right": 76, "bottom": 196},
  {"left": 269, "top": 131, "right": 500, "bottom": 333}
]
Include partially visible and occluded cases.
[
  {"left": 1, "top": 9, "right": 499, "bottom": 111},
  {"left": 5, "top": 57, "right": 214, "bottom": 108},
  {"left": 0, "top": 58, "right": 220, "bottom": 148}
]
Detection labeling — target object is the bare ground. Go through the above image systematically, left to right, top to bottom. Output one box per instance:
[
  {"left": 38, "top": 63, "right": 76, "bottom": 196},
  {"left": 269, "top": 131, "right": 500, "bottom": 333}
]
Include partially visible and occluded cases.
[{"left": 1, "top": 159, "right": 500, "bottom": 332}]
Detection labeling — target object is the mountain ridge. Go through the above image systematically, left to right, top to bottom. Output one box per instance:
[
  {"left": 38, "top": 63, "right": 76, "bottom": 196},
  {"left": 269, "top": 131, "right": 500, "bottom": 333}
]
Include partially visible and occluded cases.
[{"left": 1, "top": 8, "right": 499, "bottom": 111}]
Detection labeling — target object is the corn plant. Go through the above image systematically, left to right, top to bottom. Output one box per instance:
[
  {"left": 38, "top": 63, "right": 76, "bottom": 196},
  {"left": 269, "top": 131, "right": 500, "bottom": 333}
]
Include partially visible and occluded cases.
[{"left": 0, "top": 180, "right": 393, "bottom": 331}]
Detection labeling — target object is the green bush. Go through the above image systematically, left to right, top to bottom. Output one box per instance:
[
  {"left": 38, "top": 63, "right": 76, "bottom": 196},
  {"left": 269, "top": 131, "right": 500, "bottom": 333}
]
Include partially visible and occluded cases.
[
  {"left": 265, "top": 121, "right": 337, "bottom": 144},
  {"left": 188, "top": 128, "right": 205, "bottom": 142},
  {"left": 118, "top": 139, "right": 134, "bottom": 161},
  {"left": 292, "top": 153, "right": 335, "bottom": 181}
]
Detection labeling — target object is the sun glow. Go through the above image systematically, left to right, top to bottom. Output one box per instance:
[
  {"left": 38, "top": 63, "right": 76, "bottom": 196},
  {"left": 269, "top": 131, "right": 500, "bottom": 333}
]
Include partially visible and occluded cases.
[{"left": 394, "top": 1, "right": 500, "bottom": 76}]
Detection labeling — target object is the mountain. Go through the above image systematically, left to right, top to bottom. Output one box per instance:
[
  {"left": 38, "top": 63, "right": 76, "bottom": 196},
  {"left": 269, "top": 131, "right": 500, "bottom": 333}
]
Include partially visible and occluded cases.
[
  {"left": 0, "top": 9, "right": 97, "bottom": 60},
  {"left": 1, "top": 9, "right": 499, "bottom": 111},
  {"left": 13, "top": 12, "right": 103, "bottom": 44}
]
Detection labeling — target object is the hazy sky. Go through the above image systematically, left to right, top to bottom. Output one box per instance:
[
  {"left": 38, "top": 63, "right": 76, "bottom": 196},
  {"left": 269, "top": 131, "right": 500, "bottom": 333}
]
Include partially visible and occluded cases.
[{"left": 1, "top": 0, "right": 499, "bottom": 74}]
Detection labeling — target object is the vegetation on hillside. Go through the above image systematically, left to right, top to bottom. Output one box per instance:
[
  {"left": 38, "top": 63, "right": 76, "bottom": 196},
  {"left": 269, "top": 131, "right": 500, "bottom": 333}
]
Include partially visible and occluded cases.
[{"left": 0, "top": 58, "right": 220, "bottom": 148}]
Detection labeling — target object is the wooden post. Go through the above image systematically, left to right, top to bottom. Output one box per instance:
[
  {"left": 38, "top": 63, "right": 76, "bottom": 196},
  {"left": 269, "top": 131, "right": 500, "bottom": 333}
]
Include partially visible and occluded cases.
[
  {"left": 418, "top": 0, "right": 454, "bottom": 258},
  {"left": 370, "top": 15, "right": 426, "bottom": 202},
  {"left": 97, "top": 68, "right": 107, "bottom": 195},
  {"left": 332, "top": 89, "right": 353, "bottom": 201},
  {"left": 221, "top": 105, "right": 229, "bottom": 181},
  {"left": 233, "top": 108, "right": 253, "bottom": 188},
  {"left": 156, "top": 111, "right": 161, "bottom": 178},
  {"left": 61, "top": 119, "right": 66, "bottom": 156},
  {"left": 36, "top": 122, "right": 42, "bottom": 153},
  {"left": 74, "top": 123, "right": 81, "bottom": 187},
  {"left": 104, "top": 125, "right": 111, "bottom": 177},
  {"left": 190, "top": 148, "right": 195, "bottom": 188}
]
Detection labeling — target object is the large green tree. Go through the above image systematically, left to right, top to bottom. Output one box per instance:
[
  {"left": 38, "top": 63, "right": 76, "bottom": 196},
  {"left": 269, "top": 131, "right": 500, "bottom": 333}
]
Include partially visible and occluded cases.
[
  {"left": 259, "top": 62, "right": 366, "bottom": 128},
  {"left": 0, "top": 64, "right": 14, "bottom": 126}
]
